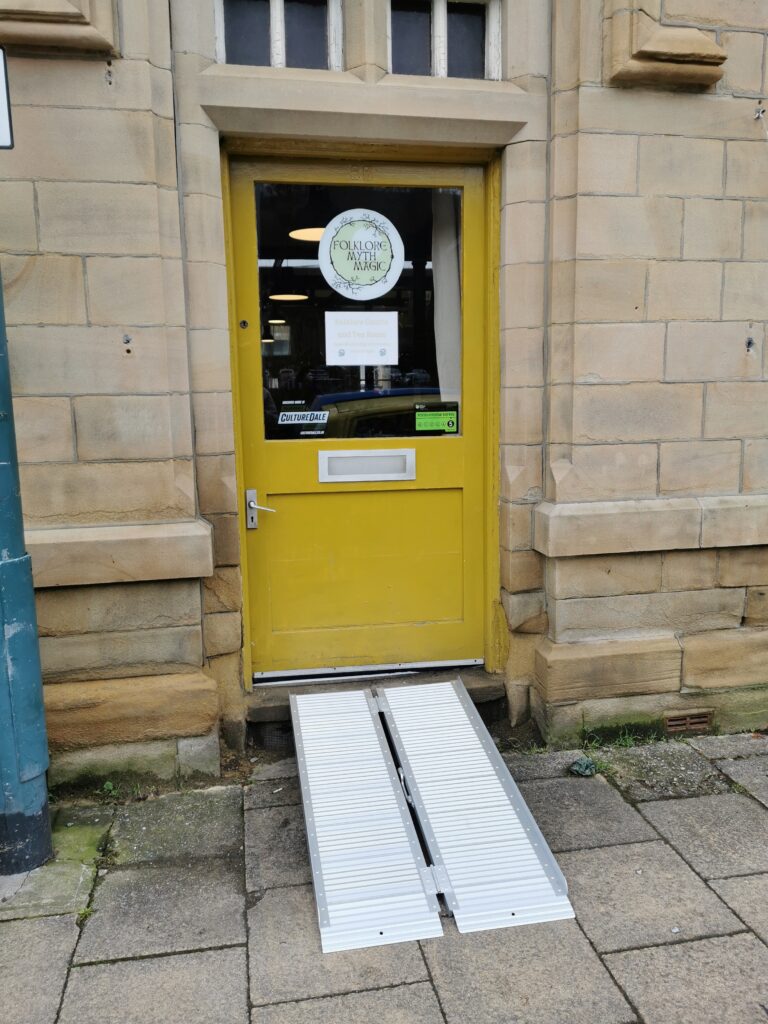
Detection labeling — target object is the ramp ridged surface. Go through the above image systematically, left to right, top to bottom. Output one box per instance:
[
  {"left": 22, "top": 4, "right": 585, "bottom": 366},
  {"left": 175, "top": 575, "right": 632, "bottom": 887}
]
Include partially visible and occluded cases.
[
  {"left": 378, "top": 680, "right": 575, "bottom": 933},
  {"left": 290, "top": 690, "right": 443, "bottom": 952}
]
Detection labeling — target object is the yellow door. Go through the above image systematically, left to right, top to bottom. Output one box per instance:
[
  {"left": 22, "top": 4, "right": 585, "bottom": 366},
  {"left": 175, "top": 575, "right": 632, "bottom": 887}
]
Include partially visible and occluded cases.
[{"left": 229, "top": 159, "right": 491, "bottom": 678}]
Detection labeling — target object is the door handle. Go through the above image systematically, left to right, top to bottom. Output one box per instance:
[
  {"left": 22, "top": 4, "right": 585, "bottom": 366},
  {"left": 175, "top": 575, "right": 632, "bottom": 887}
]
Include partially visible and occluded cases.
[{"left": 245, "top": 489, "right": 276, "bottom": 529}]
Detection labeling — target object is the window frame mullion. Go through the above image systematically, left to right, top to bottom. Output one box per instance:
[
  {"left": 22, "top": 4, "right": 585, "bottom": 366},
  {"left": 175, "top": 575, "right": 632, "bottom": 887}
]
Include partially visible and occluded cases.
[
  {"left": 271, "top": 0, "right": 287, "bottom": 68},
  {"left": 432, "top": 0, "right": 448, "bottom": 77}
]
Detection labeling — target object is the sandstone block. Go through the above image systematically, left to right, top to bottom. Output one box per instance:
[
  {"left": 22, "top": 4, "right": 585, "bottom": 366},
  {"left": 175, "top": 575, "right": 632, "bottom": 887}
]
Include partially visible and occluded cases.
[
  {"left": 665, "top": 0, "right": 767, "bottom": 29},
  {"left": 7, "top": 54, "right": 152, "bottom": 110},
  {"left": 580, "top": 90, "right": 761, "bottom": 143},
  {"left": 178, "top": 123, "right": 223, "bottom": 198},
  {"left": 577, "top": 132, "right": 638, "bottom": 195},
  {"left": 552, "top": 134, "right": 577, "bottom": 198},
  {"left": 638, "top": 136, "right": 724, "bottom": 196},
  {"left": 726, "top": 141, "right": 768, "bottom": 198},
  {"left": 502, "top": 142, "right": 547, "bottom": 204},
  {"left": 0, "top": 181, "right": 37, "bottom": 250},
  {"left": 37, "top": 181, "right": 161, "bottom": 256},
  {"left": 158, "top": 187, "right": 182, "bottom": 258},
  {"left": 183, "top": 193, "right": 227, "bottom": 263},
  {"left": 576, "top": 196, "right": 682, "bottom": 258},
  {"left": 549, "top": 197, "right": 576, "bottom": 262},
  {"left": 683, "top": 198, "right": 742, "bottom": 259},
  {"left": 743, "top": 201, "right": 768, "bottom": 259},
  {"left": 501, "top": 203, "right": 546, "bottom": 264},
  {"left": 1, "top": 254, "right": 86, "bottom": 326},
  {"left": 86, "top": 256, "right": 168, "bottom": 327},
  {"left": 573, "top": 260, "right": 647, "bottom": 322},
  {"left": 186, "top": 261, "right": 229, "bottom": 330},
  {"left": 647, "top": 262, "right": 722, "bottom": 320},
  {"left": 723, "top": 263, "right": 768, "bottom": 320},
  {"left": 502, "top": 264, "right": 545, "bottom": 329},
  {"left": 666, "top": 321, "right": 762, "bottom": 381},
  {"left": 573, "top": 323, "right": 665, "bottom": 383},
  {"left": 189, "top": 329, "right": 233, "bottom": 392},
  {"left": 705, "top": 382, "right": 768, "bottom": 438},
  {"left": 572, "top": 383, "right": 702, "bottom": 442},
  {"left": 500, "top": 387, "right": 543, "bottom": 445},
  {"left": 192, "top": 391, "right": 236, "bottom": 455},
  {"left": 74, "top": 395, "right": 175, "bottom": 461},
  {"left": 12, "top": 398, "right": 74, "bottom": 463},
  {"left": 744, "top": 440, "right": 768, "bottom": 493},
  {"left": 659, "top": 441, "right": 742, "bottom": 496},
  {"left": 548, "top": 444, "right": 658, "bottom": 502},
  {"left": 500, "top": 445, "right": 542, "bottom": 503},
  {"left": 197, "top": 453, "right": 238, "bottom": 514},
  {"left": 19, "top": 459, "right": 195, "bottom": 527},
  {"left": 700, "top": 495, "right": 768, "bottom": 548},
  {"left": 535, "top": 498, "right": 702, "bottom": 557},
  {"left": 500, "top": 503, "right": 533, "bottom": 551},
  {"left": 208, "top": 513, "right": 241, "bottom": 567},
  {"left": 27, "top": 520, "right": 213, "bottom": 589},
  {"left": 718, "top": 547, "right": 768, "bottom": 587},
  {"left": 501, "top": 550, "right": 543, "bottom": 593},
  {"left": 662, "top": 551, "right": 717, "bottom": 592},
  {"left": 546, "top": 553, "right": 661, "bottom": 599},
  {"left": 203, "top": 566, "right": 243, "bottom": 613},
  {"left": 36, "top": 581, "right": 200, "bottom": 637},
  {"left": 746, "top": 588, "right": 768, "bottom": 626},
  {"left": 549, "top": 589, "right": 744, "bottom": 643},
  {"left": 501, "top": 590, "right": 545, "bottom": 632},
  {"left": 204, "top": 612, "right": 242, "bottom": 657},
  {"left": 40, "top": 625, "right": 203, "bottom": 682},
  {"left": 683, "top": 629, "right": 768, "bottom": 690},
  {"left": 505, "top": 632, "right": 539, "bottom": 682},
  {"left": 534, "top": 636, "right": 682, "bottom": 702},
  {"left": 205, "top": 651, "right": 245, "bottom": 745},
  {"left": 44, "top": 672, "right": 219, "bottom": 751},
  {"left": 504, "top": 681, "right": 530, "bottom": 727},
  {"left": 177, "top": 729, "right": 221, "bottom": 778},
  {"left": 48, "top": 740, "right": 178, "bottom": 787}
]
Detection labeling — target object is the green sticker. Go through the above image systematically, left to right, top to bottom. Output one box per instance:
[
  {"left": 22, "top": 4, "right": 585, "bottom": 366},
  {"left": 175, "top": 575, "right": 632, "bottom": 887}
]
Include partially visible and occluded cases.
[{"left": 415, "top": 410, "right": 458, "bottom": 433}]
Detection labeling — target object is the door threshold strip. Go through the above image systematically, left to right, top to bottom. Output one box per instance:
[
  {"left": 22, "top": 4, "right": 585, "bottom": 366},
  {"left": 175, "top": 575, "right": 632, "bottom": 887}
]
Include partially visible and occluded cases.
[
  {"left": 254, "top": 658, "right": 483, "bottom": 684},
  {"left": 290, "top": 678, "right": 574, "bottom": 953}
]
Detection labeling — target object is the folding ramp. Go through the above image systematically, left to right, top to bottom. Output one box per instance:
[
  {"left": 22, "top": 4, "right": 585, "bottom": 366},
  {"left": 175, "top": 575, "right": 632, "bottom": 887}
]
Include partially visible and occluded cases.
[{"left": 290, "top": 679, "right": 573, "bottom": 953}]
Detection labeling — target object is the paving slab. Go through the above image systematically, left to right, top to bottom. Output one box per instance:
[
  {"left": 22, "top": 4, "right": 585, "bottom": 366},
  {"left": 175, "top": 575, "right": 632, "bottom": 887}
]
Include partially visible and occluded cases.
[
  {"left": 687, "top": 733, "right": 768, "bottom": 760},
  {"left": 599, "top": 741, "right": 730, "bottom": 802},
  {"left": 502, "top": 749, "right": 583, "bottom": 781},
  {"left": 716, "top": 756, "right": 768, "bottom": 808},
  {"left": 250, "top": 758, "right": 298, "bottom": 781},
  {"left": 517, "top": 777, "right": 656, "bottom": 852},
  {"left": 244, "top": 778, "right": 302, "bottom": 810},
  {"left": 111, "top": 787, "right": 243, "bottom": 865},
  {"left": 640, "top": 794, "right": 768, "bottom": 878},
  {"left": 51, "top": 804, "right": 113, "bottom": 863},
  {"left": 245, "top": 805, "right": 311, "bottom": 890},
  {"left": 560, "top": 841, "right": 742, "bottom": 953},
  {"left": 75, "top": 858, "right": 245, "bottom": 963},
  {"left": 0, "top": 861, "right": 94, "bottom": 921},
  {"left": 0, "top": 871, "right": 27, "bottom": 904},
  {"left": 710, "top": 873, "right": 768, "bottom": 944},
  {"left": 247, "top": 885, "right": 428, "bottom": 1006},
  {"left": 1, "top": 915, "right": 78, "bottom": 1024},
  {"left": 421, "top": 918, "right": 635, "bottom": 1024},
  {"left": 605, "top": 933, "right": 768, "bottom": 1024},
  {"left": 60, "top": 947, "right": 249, "bottom": 1024},
  {"left": 251, "top": 983, "right": 444, "bottom": 1024}
]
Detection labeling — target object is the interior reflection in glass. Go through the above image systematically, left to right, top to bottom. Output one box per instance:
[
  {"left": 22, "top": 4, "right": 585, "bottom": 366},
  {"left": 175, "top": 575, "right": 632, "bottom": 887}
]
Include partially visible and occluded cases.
[{"left": 255, "top": 183, "right": 462, "bottom": 440}]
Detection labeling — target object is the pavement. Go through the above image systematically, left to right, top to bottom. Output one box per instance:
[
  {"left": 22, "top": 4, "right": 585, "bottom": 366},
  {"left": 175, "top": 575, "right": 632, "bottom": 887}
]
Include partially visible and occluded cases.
[{"left": 2, "top": 734, "right": 768, "bottom": 1023}]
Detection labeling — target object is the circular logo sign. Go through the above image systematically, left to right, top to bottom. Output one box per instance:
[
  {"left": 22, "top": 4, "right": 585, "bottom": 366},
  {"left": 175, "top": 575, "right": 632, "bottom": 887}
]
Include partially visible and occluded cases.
[{"left": 318, "top": 208, "right": 404, "bottom": 301}]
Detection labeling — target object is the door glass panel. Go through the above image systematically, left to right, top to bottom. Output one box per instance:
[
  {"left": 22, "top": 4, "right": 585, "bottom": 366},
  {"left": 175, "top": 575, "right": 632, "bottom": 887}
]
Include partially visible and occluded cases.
[
  {"left": 224, "top": 0, "right": 271, "bottom": 67},
  {"left": 285, "top": 0, "right": 328, "bottom": 69},
  {"left": 391, "top": 0, "right": 432, "bottom": 75},
  {"left": 447, "top": 2, "right": 486, "bottom": 79},
  {"left": 255, "top": 183, "right": 462, "bottom": 440}
]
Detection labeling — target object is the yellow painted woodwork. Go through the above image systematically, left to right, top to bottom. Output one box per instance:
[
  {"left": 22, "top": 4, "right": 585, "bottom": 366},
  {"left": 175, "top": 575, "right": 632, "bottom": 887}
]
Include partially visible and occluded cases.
[{"left": 229, "top": 158, "right": 492, "bottom": 675}]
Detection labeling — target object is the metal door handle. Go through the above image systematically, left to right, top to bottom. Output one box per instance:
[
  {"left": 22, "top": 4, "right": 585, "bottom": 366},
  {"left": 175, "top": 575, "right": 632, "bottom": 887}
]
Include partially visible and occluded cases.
[{"left": 245, "top": 489, "right": 275, "bottom": 529}]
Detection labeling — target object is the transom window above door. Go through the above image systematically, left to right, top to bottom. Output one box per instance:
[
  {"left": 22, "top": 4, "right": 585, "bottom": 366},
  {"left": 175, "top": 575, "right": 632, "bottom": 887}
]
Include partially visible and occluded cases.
[
  {"left": 219, "top": 0, "right": 343, "bottom": 70},
  {"left": 390, "top": 0, "right": 501, "bottom": 79}
]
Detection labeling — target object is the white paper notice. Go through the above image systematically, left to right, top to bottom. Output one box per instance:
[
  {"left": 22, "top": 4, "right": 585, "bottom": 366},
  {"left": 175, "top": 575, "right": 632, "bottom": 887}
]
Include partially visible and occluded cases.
[{"left": 325, "top": 311, "right": 398, "bottom": 367}]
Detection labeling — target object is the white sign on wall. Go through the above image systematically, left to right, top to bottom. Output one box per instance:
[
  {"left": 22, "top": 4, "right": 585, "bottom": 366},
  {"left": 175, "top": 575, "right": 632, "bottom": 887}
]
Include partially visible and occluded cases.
[
  {"left": 0, "top": 49, "right": 13, "bottom": 150},
  {"left": 318, "top": 209, "right": 404, "bottom": 301},
  {"left": 325, "top": 311, "right": 399, "bottom": 366}
]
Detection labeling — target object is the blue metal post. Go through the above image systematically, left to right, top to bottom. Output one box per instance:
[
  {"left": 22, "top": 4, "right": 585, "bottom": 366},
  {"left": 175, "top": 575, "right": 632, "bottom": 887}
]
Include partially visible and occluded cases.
[{"left": 0, "top": 273, "right": 52, "bottom": 873}]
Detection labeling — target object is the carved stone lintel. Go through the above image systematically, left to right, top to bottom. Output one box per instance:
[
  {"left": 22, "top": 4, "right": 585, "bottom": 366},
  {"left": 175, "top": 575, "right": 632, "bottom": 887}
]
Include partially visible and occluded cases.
[
  {"left": 0, "top": 0, "right": 116, "bottom": 53},
  {"left": 610, "top": 4, "right": 726, "bottom": 87}
]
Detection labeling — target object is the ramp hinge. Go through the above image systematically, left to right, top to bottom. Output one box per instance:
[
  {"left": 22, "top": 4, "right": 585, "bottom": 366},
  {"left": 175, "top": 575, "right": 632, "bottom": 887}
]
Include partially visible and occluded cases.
[{"left": 429, "top": 864, "right": 451, "bottom": 895}]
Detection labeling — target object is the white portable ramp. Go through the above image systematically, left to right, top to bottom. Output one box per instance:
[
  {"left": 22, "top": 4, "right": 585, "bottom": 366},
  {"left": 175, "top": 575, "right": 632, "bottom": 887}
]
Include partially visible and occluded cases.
[{"left": 290, "top": 679, "right": 573, "bottom": 953}]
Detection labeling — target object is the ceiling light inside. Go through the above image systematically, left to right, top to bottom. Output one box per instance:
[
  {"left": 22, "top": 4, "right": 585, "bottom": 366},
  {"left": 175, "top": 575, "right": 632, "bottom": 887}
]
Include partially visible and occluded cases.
[
  {"left": 289, "top": 227, "right": 325, "bottom": 242},
  {"left": 268, "top": 293, "right": 308, "bottom": 301},
  {"left": 268, "top": 318, "right": 287, "bottom": 325}
]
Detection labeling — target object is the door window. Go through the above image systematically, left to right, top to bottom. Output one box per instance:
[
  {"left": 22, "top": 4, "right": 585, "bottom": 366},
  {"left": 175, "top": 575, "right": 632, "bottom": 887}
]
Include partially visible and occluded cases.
[{"left": 255, "top": 183, "right": 463, "bottom": 440}]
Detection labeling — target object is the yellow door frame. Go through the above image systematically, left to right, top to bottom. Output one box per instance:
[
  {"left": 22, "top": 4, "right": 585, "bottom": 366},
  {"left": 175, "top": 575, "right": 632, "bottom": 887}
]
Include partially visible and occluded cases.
[{"left": 221, "top": 148, "right": 502, "bottom": 688}]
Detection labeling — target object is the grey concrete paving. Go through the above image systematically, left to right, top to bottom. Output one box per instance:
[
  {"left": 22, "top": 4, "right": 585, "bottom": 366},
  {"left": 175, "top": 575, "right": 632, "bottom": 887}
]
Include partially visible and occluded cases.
[
  {"left": 687, "top": 733, "right": 768, "bottom": 760},
  {"left": 600, "top": 741, "right": 731, "bottom": 801},
  {"left": 502, "top": 748, "right": 583, "bottom": 781},
  {"left": 716, "top": 755, "right": 768, "bottom": 808},
  {"left": 250, "top": 757, "right": 298, "bottom": 781},
  {"left": 518, "top": 776, "right": 657, "bottom": 852},
  {"left": 244, "top": 777, "right": 302, "bottom": 810},
  {"left": 112, "top": 787, "right": 243, "bottom": 864},
  {"left": 640, "top": 793, "right": 768, "bottom": 878},
  {"left": 245, "top": 805, "right": 311, "bottom": 890},
  {"left": 560, "top": 841, "right": 743, "bottom": 953},
  {"left": 75, "top": 859, "right": 246, "bottom": 962},
  {"left": 0, "top": 861, "right": 94, "bottom": 921},
  {"left": 711, "top": 873, "right": 768, "bottom": 944},
  {"left": 248, "top": 885, "right": 428, "bottom": 1005},
  {"left": 1, "top": 915, "right": 78, "bottom": 1024},
  {"left": 422, "top": 918, "right": 635, "bottom": 1024},
  {"left": 605, "top": 933, "right": 768, "bottom": 1024},
  {"left": 59, "top": 947, "right": 249, "bottom": 1024},
  {"left": 251, "top": 983, "right": 445, "bottom": 1024}
]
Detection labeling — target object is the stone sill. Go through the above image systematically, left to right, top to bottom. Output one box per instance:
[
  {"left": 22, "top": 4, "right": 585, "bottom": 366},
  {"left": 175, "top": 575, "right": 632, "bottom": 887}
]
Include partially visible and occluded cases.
[
  {"left": 200, "top": 64, "right": 542, "bottom": 147},
  {"left": 534, "top": 495, "right": 768, "bottom": 558},
  {"left": 26, "top": 520, "right": 214, "bottom": 588}
]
